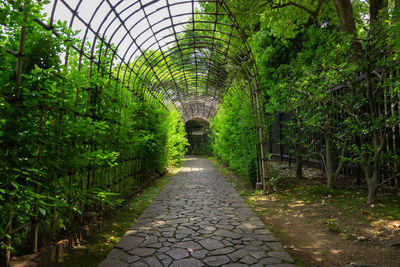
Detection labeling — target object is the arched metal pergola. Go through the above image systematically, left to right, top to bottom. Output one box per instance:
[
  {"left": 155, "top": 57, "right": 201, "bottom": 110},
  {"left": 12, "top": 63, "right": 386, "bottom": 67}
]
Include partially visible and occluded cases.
[
  {"left": 41, "top": 0, "right": 267, "bottom": 185},
  {"left": 1, "top": 1, "right": 268, "bottom": 264}
]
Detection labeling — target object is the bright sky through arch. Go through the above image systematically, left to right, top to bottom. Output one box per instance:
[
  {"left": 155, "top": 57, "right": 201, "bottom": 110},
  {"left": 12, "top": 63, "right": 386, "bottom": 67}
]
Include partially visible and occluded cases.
[{"left": 41, "top": 0, "right": 200, "bottom": 63}]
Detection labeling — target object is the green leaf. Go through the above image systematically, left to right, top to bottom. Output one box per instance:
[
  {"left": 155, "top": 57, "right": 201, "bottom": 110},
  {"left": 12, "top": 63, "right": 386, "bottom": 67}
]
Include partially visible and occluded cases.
[{"left": 39, "top": 207, "right": 46, "bottom": 216}]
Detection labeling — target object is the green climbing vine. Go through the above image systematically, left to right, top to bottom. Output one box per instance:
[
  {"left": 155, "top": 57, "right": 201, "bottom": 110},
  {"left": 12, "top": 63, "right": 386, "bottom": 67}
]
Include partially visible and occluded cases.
[
  {"left": 0, "top": 1, "right": 187, "bottom": 263},
  {"left": 211, "top": 90, "right": 259, "bottom": 185}
]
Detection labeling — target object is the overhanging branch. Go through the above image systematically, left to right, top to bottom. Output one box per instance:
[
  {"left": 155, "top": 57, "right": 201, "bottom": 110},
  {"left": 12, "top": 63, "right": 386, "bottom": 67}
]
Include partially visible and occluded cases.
[{"left": 259, "top": 0, "right": 324, "bottom": 20}]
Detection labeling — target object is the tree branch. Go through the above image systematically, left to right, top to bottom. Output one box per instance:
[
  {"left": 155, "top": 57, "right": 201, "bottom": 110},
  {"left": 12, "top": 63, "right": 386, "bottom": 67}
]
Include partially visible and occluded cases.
[
  {"left": 261, "top": 0, "right": 324, "bottom": 20},
  {"left": 315, "top": 0, "right": 323, "bottom": 18},
  {"left": 272, "top": 1, "right": 314, "bottom": 16},
  {"left": 334, "top": 144, "right": 346, "bottom": 178},
  {"left": 378, "top": 173, "right": 400, "bottom": 187}
]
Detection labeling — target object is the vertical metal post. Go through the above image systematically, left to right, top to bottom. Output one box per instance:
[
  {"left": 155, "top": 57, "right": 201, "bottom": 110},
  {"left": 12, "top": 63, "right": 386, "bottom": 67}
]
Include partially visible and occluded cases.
[
  {"left": 253, "top": 78, "right": 270, "bottom": 194},
  {"left": 248, "top": 85, "right": 261, "bottom": 185},
  {"left": 254, "top": 89, "right": 266, "bottom": 193},
  {"left": 32, "top": 95, "right": 47, "bottom": 254},
  {"left": 278, "top": 113, "right": 283, "bottom": 161}
]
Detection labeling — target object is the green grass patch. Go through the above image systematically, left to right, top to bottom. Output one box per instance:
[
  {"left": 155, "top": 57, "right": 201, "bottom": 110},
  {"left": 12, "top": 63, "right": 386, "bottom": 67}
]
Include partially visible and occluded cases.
[
  {"left": 214, "top": 155, "right": 400, "bottom": 222},
  {"left": 210, "top": 157, "right": 400, "bottom": 267},
  {"left": 58, "top": 171, "right": 174, "bottom": 267},
  {"left": 283, "top": 184, "right": 400, "bottom": 220}
]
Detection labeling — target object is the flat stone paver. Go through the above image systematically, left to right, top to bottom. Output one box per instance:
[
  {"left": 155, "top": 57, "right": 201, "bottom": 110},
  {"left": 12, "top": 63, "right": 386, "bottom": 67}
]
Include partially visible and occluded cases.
[{"left": 98, "top": 157, "right": 296, "bottom": 267}]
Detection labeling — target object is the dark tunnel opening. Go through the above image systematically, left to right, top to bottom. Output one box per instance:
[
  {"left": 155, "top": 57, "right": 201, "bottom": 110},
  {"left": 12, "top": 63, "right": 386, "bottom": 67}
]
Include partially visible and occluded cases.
[{"left": 184, "top": 118, "right": 211, "bottom": 155}]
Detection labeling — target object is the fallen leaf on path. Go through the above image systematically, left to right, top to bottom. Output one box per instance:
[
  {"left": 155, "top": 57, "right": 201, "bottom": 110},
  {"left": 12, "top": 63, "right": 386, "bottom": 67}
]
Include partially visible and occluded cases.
[
  {"left": 355, "top": 236, "right": 374, "bottom": 244},
  {"left": 289, "top": 245, "right": 302, "bottom": 251}
]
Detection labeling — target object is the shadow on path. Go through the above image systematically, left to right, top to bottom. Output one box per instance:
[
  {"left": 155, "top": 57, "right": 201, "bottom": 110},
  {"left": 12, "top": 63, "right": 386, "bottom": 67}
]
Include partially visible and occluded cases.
[{"left": 99, "top": 157, "right": 296, "bottom": 267}]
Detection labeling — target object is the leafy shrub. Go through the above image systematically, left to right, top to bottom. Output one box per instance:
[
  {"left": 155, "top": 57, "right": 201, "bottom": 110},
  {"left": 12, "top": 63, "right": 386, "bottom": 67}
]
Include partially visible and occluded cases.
[
  {"left": 0, "top": 2, "right": 188, "bottom": 258},
  {"left": 210, "top": 91, "right": 259, "bottom": 185},
  {"left": 324, "top": 218, "right": 341, "bottom": 233}
]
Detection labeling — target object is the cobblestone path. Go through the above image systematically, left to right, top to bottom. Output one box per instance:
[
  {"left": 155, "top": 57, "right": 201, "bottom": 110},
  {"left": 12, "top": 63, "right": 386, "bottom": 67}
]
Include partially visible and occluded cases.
[{"left": 99, "top": 157, "right": 296, "bottom": 267}]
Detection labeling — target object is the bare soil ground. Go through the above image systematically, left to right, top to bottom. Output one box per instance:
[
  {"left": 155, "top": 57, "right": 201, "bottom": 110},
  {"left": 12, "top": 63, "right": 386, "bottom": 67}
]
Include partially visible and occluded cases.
[{"left": 212, "top": 158, "right": 400, "bottom": 267}]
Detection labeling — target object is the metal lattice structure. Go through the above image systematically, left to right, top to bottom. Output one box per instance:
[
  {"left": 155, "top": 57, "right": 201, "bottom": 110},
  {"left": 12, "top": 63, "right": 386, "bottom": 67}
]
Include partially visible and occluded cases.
[
  {"left": 41, "top": 0, "right": 268, "bottom": 197},
  {"left": 43, "top": 0, "right": 261, "bottom": 123},
  {"left": 1, "top": 2, "right": 268, "bottom": 264}
]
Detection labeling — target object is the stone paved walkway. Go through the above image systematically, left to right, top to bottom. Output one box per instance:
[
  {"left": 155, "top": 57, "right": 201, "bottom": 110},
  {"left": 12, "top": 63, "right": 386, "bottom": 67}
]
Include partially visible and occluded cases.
[{"left": 99, "top": 157, "right": 296, "bottom": 267}]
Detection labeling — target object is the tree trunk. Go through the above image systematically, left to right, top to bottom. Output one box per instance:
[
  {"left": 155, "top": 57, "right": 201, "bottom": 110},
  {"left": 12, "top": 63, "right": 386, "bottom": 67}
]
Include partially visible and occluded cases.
[
  {"left": 332, "top": 0, "right": 357, "bottom": 33},
  {"left": 332, "top": 0, "right": 362, "bottom": 57},
  {"left": 370, "top": 0, "right": 388, "bottom": 27},
  {"left": 362, "top": 130, "right": 382, "bottom": 204},
  {"left": 325, "top": 138, "right": 335, "bottom": 188},
  {"left": 325, "top": 138, "right": 346, "bottom": 188},
  {"left": 295, "top": 145, "right": 303, "bottom": 179},
  {"left": 296, "top": 154, "right": 303, "bottom": 179},
  {"left": 361, "top": 159, "right": 378, "bottom": 204},
  {"left": 366, "top": 171, "right": 379, "bottom": 204},
  {"left": 32, "top": 184, "right": 39, "bottom": 253},
  {"left": 3, "top": 194, "right": 13, "bottom": 266}
]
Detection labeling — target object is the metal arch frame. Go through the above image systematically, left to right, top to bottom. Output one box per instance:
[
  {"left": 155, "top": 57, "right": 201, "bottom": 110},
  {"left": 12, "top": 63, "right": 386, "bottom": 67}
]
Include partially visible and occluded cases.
[
  {"left": 44, "top": 0, "right": 267, "bottom": 191},
  {"left": 49, "top": 0, "right": 258, "bottom": 101},
  {"left": 49, "top": 0, "right": 159, "bottom": 110},
  {"left": 52, "top": 0, "right": 169, "bottom": 107},
  {"left": 217, "top": 0, "right": 268, "bottom": 192},
  {"left": 55, "top": 1, "right": 234, "bottom": 88},
  {"left": 57, "top": 1, "right": 255, "bottom": 96},
  {"left": 127, "top": 27, "right": 250, "bottom": 99},
  {"left": 128, "top": 31, "right": 247, "bottom": 81},
  {"left": 131, "top": 35, "right": 248, "bottom": 84},
  {"left": 132, "top": 41, "right": 254, "bottom": 111},
  {"left": 135, "top": 45, "right": 246, "bottom": 99},
  {"left": 146, "top": 70, "right": 243, "bottom": 117},
  {"left": 179, "top": 77, "right": 248, "bottom": 120},
  {"left": 179, "top": 102, "right": 218, "bottom": 120},
  {"left": 184, "top": 116, "right": 211, "bottom": 124}
]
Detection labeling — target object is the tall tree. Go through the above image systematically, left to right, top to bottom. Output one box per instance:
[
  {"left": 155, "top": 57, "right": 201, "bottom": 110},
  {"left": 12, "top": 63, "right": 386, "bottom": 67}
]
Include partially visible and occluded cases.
[{"left": 227, "top": 0, "right": 399, "bottom": 202}]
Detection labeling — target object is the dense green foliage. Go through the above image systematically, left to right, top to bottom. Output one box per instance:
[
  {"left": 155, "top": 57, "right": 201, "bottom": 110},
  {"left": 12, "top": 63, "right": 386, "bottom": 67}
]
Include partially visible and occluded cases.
[
  {"left": 1, "top": 0, "right": 400, "bottom": 265},
  {"left": 225, "top": 0, "right": 400, "bottom": 203},
  {"left": 0, "top": 1, "right": 187, "bottom": 260},
  {"left": 183, "top": 1, "right": 261, "bottom": 186},
  {"left": 211, "top": 91, "right": 258, "bottom": 185},
  {"left": 165, "top": 109, "right": 190, "bottom": 167},
  {"left": 60, "top": 171, "right": 174, "bottom": 267}
]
